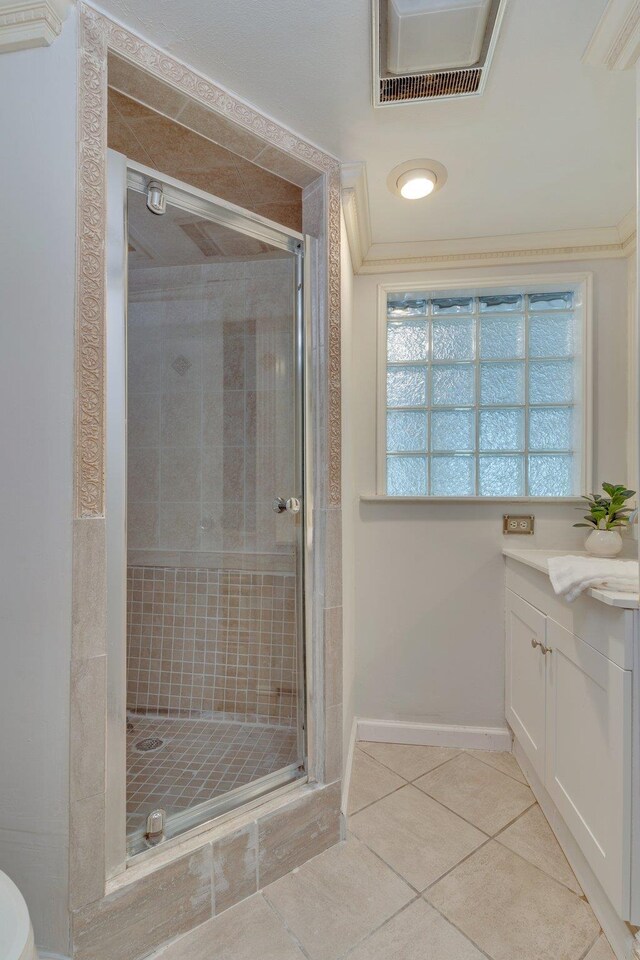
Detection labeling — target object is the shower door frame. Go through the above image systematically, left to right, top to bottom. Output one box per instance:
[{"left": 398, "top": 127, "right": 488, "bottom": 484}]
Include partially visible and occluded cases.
[{"left": 106, "top": 152, "right": 315, "bottom": 864}]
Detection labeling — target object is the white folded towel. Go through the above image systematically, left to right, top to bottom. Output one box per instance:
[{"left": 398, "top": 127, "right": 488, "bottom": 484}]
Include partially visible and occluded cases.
[{"left": 547, "top": 555, "right": 639, "bottom": 602}]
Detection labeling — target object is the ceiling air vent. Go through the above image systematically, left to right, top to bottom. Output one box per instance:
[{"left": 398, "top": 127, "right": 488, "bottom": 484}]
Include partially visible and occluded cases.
[{"left": 373, "top": 0, "right": 508, "bottom": 107}]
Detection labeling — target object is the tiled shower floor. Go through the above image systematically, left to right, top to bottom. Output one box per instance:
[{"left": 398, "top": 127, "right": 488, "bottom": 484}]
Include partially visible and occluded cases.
[{"left": 126, "top": 715, "right": 298, "bottom": 834}]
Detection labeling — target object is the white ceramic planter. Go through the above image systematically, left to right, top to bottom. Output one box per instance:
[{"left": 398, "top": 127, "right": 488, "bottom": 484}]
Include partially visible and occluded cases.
[{"left": 585, "top": 528, "right": 623, "bottom": 558}]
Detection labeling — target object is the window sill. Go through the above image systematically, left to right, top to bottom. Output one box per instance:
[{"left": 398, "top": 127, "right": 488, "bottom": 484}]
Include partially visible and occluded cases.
[{"left": 360, "top": 495, "right": 586, "bottom": 504}]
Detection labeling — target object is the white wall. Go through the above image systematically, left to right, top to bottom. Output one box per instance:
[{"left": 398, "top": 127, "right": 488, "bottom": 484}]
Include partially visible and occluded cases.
[
  {"left": 0, "top": 14, "right": 77, "bottom": 953},
  {"left": 347, "top": 257, "right": 631, "bottom": 730}
]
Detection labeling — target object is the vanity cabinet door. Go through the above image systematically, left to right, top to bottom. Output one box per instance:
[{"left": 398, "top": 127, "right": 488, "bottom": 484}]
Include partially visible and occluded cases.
[
  {"left": 505, "top": 590, "right": 547, "bottom": 783},
  {"left": 546, "top": 618, "right": 632, "bottom": 917}
]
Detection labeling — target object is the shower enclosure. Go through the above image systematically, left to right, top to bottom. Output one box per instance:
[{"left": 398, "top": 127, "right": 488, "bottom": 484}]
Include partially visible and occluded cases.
[{"left": 109, "top": 158, "right": 309, "bottom": 855}]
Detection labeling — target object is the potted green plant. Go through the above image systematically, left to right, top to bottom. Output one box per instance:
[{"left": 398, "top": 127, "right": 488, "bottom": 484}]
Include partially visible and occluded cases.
[{"left": 574, "top": 483, "right": 637, "bottom": 557}]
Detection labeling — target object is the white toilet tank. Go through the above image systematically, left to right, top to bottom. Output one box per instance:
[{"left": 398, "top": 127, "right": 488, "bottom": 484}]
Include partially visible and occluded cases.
[{"left": 0, "top": 871, "right": 38, "bottom": 960}]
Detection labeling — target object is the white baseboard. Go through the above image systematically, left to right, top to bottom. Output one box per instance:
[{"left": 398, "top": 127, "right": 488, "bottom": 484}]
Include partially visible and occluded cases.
[
  {"left": 341, "top": 716, "right": 358, "bottom": 815},
  {"left": 356, "top": 718, "right": 512, "bottom": 752},
  {"left": 513, "top": 739, "right": 635, "bottom": 960},
  {"left": 38, "top": 952, "right": 71, "bottom": 959}
]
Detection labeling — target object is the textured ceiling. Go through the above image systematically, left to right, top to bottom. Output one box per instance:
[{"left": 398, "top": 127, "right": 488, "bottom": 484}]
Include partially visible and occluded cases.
[{"left": 96, "top": 0, "right": 636, "bottom": 244}]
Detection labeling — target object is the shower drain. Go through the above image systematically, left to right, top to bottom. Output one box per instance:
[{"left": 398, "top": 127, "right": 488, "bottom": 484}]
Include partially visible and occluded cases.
[{"left": 135, "top": 737, "right": 164, "bottom": 753}]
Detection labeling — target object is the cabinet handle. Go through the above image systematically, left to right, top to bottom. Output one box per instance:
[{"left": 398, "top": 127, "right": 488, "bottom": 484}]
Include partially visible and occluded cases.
[{"left": 531, "top": 638, "right": 552, "bottom": 655}]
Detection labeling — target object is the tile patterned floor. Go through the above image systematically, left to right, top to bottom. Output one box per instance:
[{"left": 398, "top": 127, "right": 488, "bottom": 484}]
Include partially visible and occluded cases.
[
  {"left": 126, "top": 715, "right": 298, "bottom": 833},
  {"left": 153, "top": 742, "right": 617, "bottom": 960}
]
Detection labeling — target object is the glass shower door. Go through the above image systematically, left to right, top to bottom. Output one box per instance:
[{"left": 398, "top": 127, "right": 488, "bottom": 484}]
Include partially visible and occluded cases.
[{"left": 124, "top": 168, "right": 306, "bottom": 853}]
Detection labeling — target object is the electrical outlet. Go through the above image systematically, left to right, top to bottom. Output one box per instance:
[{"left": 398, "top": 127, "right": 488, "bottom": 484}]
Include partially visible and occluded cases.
[{"left": 503, "top": 515, "right": 535, "bottom": 535}]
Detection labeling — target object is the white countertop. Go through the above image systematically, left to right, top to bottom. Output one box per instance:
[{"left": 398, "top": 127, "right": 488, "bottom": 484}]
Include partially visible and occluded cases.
[{"left": 503, "top": 547, "right": 639, "bottom": 609}]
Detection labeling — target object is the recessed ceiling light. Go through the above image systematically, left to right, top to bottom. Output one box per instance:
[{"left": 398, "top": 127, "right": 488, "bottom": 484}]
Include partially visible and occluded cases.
[
  {"left": 388, "top": 158, "right": 448, "bottom": 200},
  {"left": 397, "top": 169, "right": 436, "bottom": 199}
]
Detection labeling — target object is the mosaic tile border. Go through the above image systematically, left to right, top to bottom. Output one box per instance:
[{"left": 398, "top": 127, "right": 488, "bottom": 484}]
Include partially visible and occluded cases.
[{"left": 76, "top": 5, "right": 108, "bottom": 517}]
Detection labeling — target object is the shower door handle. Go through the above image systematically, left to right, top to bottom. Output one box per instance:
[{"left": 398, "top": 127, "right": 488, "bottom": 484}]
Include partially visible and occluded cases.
[{"left": 273, "top": 497, "right": 301, "bottom": 515}]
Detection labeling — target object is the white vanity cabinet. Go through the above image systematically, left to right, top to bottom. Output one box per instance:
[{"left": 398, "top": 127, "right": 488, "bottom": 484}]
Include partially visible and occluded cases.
[
  {"left": 504, "top": 550, "right": 638, "bottom": 924},
  {"left": 505, "top": 592, "right": 547, "bottom": 782}
]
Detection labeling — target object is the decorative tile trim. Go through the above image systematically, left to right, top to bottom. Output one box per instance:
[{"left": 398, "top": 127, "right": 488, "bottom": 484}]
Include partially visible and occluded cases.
[
  {"left": 0, "top": 0, "right": 69, "bottom": 53},
  {"left": 76, "top": 2, "right": 341, "bottom": 512},
  {"left": 72, "top": 4, "right": 342, "bottom": 928},
  {"left": 76, "top": 6, "right": 107, "bottom": 517},
  {"left": 99, "top": 12, "right": 338, "bottom": 174},
  {"left": 327, "top": 166, "right": 342, "bottom": 506}
]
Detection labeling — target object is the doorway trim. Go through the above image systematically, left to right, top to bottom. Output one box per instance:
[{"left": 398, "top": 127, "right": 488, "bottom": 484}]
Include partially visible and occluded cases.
[{"left": 70, "top": 6, "right": 343, "bottom": 956}]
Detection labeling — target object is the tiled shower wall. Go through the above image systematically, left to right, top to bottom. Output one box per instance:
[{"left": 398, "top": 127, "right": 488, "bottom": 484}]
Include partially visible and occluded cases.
[
  {"left": 127, "top": 257, "right": 299, "bottom": 722},
  {"left": 127, "top": 257, "right": 295, "bottom": 557},
  {"left": 126, "top": 565, "right": 297, "bottom": 724}
]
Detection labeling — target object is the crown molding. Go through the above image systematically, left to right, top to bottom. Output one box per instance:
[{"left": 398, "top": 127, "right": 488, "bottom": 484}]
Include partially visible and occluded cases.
[
  {"left": 0, "top": 0, "right": 70, "bottom": 52},
  {"left": 583, "top": 0, "right": 640, "bottom": 70},
  {"left": 341, "top": 162, "right": 372, "bottom": 273},
  {"left": 340, "top": 165, "right": 635, "bottom": 275},
  {"left": 618, "top": 205, "right": 637, "bottom": 246},
  {"left": 359, "top": 220, "right": 635, "bottom": 274}
]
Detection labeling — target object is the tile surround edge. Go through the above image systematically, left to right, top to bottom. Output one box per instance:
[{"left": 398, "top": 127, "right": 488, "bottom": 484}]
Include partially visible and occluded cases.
[
  {"left": 75, "top": 1, "right": 341, "bottom": 521},
  {"left": 72, "top": 3, "right": 342, "bottom": 951},
  {"left": 72, "top": 781, "right": 340, "bottom": 960}
]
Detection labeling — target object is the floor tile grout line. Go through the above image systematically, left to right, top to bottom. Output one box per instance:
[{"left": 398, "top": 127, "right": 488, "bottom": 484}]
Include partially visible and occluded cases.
[
  {"left": 357, "top": 740, "right": 530, "bottom": 789},
  {"left": 356, "top": 741, "right": 462, "bottom": 783},
  {"left": 351, "top": 744, "right": 411, "bottom": 784},
  {"left": 254, "top": 746, "right": 599, "bottom": 960},
  {"left": 461, "top": 748, "right": 531, "bottom": 786},
  {"left": 415, "top": 751, "right": 533, "bottom": 798},
  {"left": 407, "top": 752, "right": 465, "bottom": 782},
  {"left": 350, "top": 763, "right": 516, "bottom": 840},
  {"left": 257, "top": 766, "right": 599, "bottom": 960},
  {"left": 411, "top": 774, "right": 535, "bottom": 838},
  {"left": 347, "top": 780, "right": 408, "bottom": 818},
  {"left": 349, "top": 780, "right": 495, "bottom": 845},
  {"left": 406, "top": 782, "right": 494, "bottom": 839},
  {"left": 488, "top": 799, "right": 538, "bottom": 838},
  {"left": 418, "top": 800, "right": 590, "bottom": 912},
  {"left": 490, "top": 800, "right": 536, "bottom": 840},
  {"left": 350, "top": 802, "right": 497, "bottom": 905},
  {"left": 491, "top": 808, "right": 586, "bottom": 896},
  {"left": 493, "top": 825, "right": 590, "bottom": 901},
  {"left": 344, "top": 828, "right": 426, "bottom": 897},
  {"left": 421, "top": 835, "right": 494, "bottom": 894},
  {"left": 263, "top": 870, "right": 422, "bottom": 960},
  {"left": 261, "top": 890, "right": 314, "bottom": 959},
  {"left": 336, "top": 894, "right": 424, "bottom": 960},
  {"left": 423, "top": 895, "right": 497, "bottom": 960},
  {"left": 577, "top": 932, "right": 605, "bottom": 960}
]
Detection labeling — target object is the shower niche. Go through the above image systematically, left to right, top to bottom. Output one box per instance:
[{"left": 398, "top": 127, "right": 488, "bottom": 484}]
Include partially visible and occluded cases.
[{"left": 114, "top": 160, "right": 308, "bottom": 854}]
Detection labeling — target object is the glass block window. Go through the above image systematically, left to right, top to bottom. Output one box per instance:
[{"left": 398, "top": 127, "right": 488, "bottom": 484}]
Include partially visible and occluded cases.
[{"left": 384, "top": 289, "right": 582, "bottom": 497}]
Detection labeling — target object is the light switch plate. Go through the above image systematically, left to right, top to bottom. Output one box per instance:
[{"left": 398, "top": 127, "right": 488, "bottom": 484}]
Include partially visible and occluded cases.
[{"left": 503, "top": 515, "right": 534, "bottom": 535}]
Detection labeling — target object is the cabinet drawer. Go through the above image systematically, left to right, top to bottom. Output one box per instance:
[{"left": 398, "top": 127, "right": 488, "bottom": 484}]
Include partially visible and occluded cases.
[
  {"left": 505, "top": 590, "right": 547, "bottom": 783},
  {"left": 546, "top": 618, "right": 632, "bottom": 916}
]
